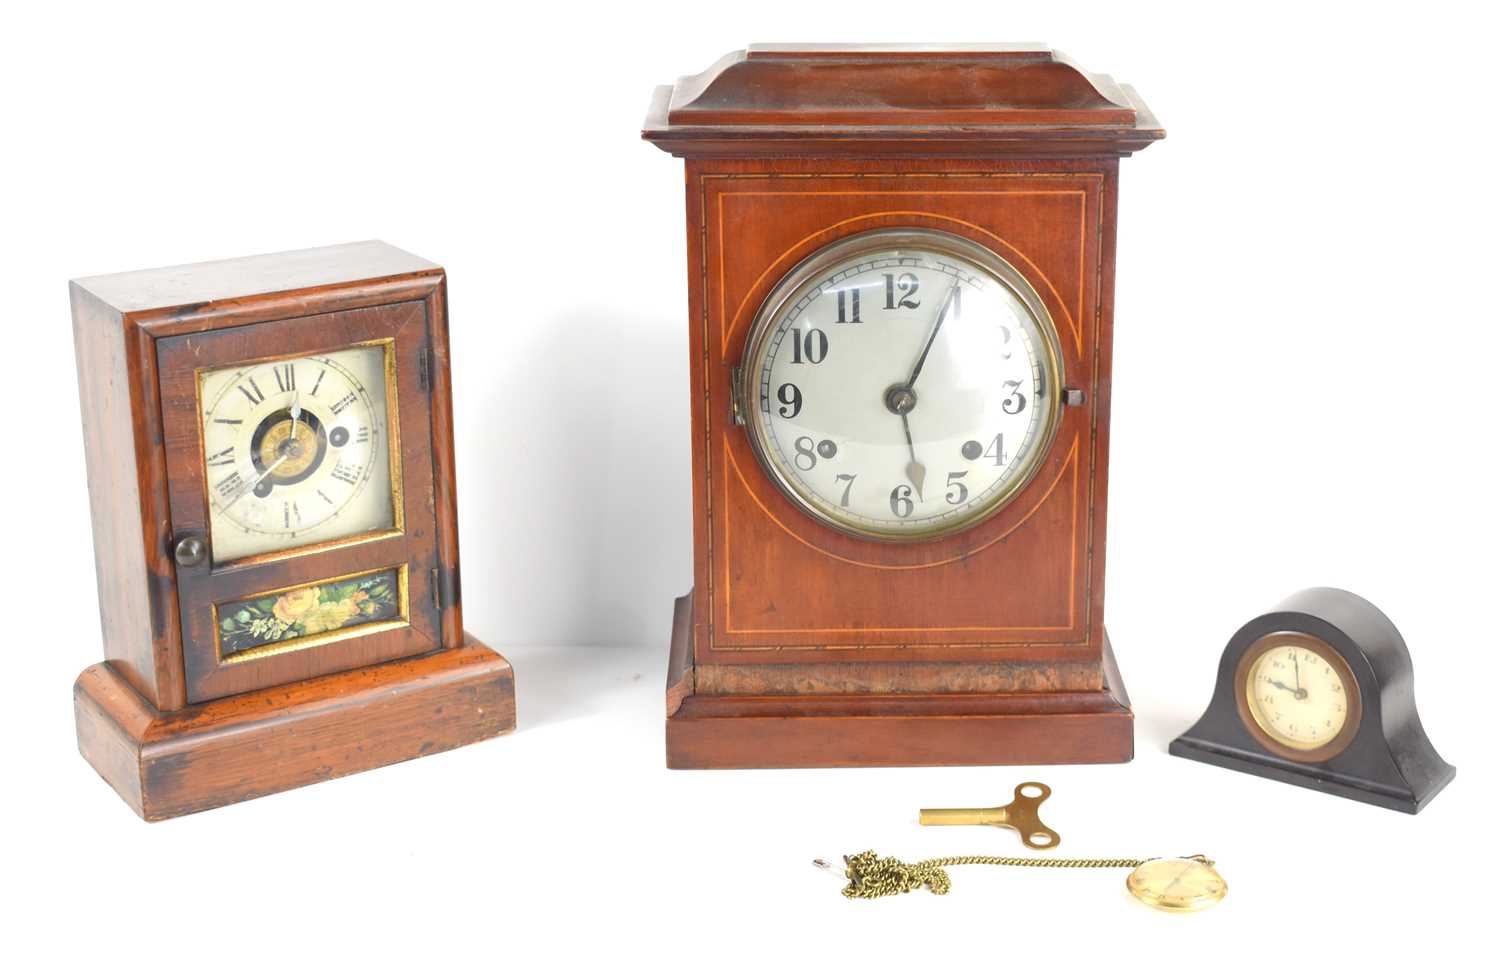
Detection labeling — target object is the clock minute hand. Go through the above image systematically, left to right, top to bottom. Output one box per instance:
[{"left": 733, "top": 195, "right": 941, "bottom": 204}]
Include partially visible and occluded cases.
[
  {"left": 905, "top": 277, "right": 962, "bottom": 389},
  {"left": 224, "top": 454, "right": 290, "bottom": 509}
]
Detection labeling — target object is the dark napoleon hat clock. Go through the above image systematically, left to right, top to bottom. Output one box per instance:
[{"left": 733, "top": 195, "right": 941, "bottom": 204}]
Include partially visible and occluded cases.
[
  {"left": 644, "top": 45, "right": 1163, "bottom": 767},
  {"left": 69, "top": 241, "right": 515, "bottom": 819},
  {"left": 1171, "top": 588, "right": 1455, "bottom": 813}
]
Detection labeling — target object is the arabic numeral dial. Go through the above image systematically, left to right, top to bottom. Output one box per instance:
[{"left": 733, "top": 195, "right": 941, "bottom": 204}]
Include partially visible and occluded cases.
[{"left": 745, "top": 230, "right": 1063, "bottom": 541}]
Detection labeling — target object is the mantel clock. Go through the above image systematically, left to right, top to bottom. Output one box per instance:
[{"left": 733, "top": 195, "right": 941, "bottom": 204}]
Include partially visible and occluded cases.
[
  {"left": 644, "top": 45, "right": 1164, "bottom": 767},
  {"left": 70, "top": 241, "right": 515, "bottom": 819},
  {"left": 1171, "top": 588, "right": 1455, "bottom": 813}
]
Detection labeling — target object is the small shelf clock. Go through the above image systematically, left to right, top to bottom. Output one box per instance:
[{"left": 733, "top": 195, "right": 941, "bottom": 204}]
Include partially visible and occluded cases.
[{"left": 70, "top": 241, "right": 514, "bottom": 819}]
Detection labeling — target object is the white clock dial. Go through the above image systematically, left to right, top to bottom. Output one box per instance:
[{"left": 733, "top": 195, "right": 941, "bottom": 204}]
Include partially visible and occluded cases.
[
  {"left": 742, "top": 230, "right": 1064, "bottom": 541},
  {"left": 199, "top": 344, "right": 397, "bottom": 563},
  {"left": 1244, "top": 640, "right": 1354, "bottom": 751}
]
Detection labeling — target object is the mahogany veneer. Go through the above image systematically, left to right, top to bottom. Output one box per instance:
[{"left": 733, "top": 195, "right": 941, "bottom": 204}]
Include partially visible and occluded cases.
[{"left": 646, "top": 46, "right": 1162, "bottom": 768}]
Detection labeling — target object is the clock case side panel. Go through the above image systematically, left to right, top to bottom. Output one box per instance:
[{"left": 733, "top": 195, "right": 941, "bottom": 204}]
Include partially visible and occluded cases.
[
  {"left": 687, "top": 158, "right": 1119, "bottom": 684},
  {"left": 683, "top": 161, "right": 715, "bottom": 676},
  {"left": 1081, "top": 162, "right": 1120, "bottom": 684},
  {"left": 143, "top": 270, "right": 462, "bottom": 703},
  {"left": 423, "top": 277, "right": 466, "bottom": 649},
  {"left": 70, "top": 282, "right": 187, "bottom": 710},
  {"left": 1169, "top": 588, "right": 1456, "bottom": 813}
]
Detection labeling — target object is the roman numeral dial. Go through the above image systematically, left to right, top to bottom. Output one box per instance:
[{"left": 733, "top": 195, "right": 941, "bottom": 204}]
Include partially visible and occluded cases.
[{"left": 198, "top": 344, "right": 397, "bottom": 563}]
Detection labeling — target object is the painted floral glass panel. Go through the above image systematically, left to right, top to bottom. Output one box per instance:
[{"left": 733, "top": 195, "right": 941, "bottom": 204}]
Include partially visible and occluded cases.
[{"left": 218, "top": 568, "right": 401, "bottom": 659}]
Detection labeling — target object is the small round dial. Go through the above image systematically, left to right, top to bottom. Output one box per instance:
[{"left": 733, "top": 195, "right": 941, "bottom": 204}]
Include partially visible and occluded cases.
[
  {"left": 741, "top": 229, "right": 1063, "bottom": 541},
  {"left": 199, "top": 344, "right": 396, "bottom": 563},
  {"left": 1237, "top": 632, "right": 1362, "bottom": 760},
  {"left": 1126, "top": 858, "right": 1227, "bottom": 913}
]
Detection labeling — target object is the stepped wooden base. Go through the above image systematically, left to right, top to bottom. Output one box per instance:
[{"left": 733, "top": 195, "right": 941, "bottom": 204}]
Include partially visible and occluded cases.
[
  {"left": 664, "top": 596, "right": 1132, "bottom": 768},
  {"left": 75, "top": 634, "right": 515, "bottom": 820}
]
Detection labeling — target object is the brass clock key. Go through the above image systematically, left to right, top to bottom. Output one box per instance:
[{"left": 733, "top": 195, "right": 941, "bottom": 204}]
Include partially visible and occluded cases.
[
  {"left": 818, "top": 779, "right": 1225, "bottom": 910},
  {"left": 919, "top": 782, "right": 1061, "bottom": 849}
]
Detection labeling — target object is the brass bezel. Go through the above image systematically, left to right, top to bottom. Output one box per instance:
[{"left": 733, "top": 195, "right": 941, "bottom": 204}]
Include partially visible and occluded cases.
[
  {"left": 738, "top": 228, "right": 1065, "bottom": 543},
  {"left": 194, "top": 338, "right": 405, "bottom": 568},
  {"left": 211, "top": 563, "right": 411, "bottom": 666},
  {"left": 1235, "top": 631, "right": 1363, "bottom": 763},
  {"left": 1125, "top": 858, "right": 1228, "bottom": 913}
]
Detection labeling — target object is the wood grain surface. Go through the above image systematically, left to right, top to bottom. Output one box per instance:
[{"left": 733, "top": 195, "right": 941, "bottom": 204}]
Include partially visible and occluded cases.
[
  {"left": 647, "top": 47, "right": 1161, "bottom": 766},
  {"left": 70, "top": 242, "right": 510, "bottom": 815},
  {"left": 75, "top": 635, "right": 515, "bottom": 820}
]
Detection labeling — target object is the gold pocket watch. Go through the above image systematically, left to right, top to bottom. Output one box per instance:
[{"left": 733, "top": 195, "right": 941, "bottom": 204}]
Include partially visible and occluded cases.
[
  {"left": 819, "top": 852, "right": 1227, "bottom": 912},
  {"left": 1125, "top": 857, "right": 1228, "bottom": 912}
]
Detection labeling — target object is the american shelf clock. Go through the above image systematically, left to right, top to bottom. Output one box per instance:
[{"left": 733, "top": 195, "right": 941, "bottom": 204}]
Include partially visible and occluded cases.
[
  {"left": 643, "top": 45, "right": 1164, "bottom": 767},
  {"left": 70, "top": 241, "right": 515, "bottom": 819}
]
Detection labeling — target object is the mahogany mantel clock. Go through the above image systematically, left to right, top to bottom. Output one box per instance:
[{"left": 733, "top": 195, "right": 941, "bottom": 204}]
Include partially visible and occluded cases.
[
  {"left": 644, "top": 45, "right": 1163, "bottom": 767},
  {"left": 69, "top": 241, "right": 514, "bottom": 819}
]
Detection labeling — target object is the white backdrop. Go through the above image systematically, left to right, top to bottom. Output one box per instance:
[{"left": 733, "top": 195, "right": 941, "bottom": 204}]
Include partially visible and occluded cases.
[{"left": 5, "top": 1, "right": 1493, "bottom": 966}]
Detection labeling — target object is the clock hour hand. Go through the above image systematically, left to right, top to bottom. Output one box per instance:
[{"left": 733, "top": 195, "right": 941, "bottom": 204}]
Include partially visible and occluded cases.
[
  {"left": 288, "top": 390, "right": 302, "bottom": 441},
  {"left": 901, "top": 413, "right": 925, "bottom": 501},
  {"left": 1268, "top": 679, "right": 1308, "bottom": 700}
]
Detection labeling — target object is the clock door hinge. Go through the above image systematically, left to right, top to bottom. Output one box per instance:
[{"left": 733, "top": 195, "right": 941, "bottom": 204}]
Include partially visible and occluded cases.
[
  {"left": 417, "top": 346, "right": 432, "bottom": 393},
  {"left": 729, "top": 365, "right": 747, "bottom": 426},
  {"left": 430, "top": 566, "right": 460, "bottom": 612}
]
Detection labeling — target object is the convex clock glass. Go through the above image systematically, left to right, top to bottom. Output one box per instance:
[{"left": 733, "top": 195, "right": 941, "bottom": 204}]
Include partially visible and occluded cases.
[
  {"left": 741, "top": 230, "right": 1062, "bottom": 540},
  {"left": 200, "top": 344, "right": 398, "bottom": 563},
  {"left": 1237, "top": 632, "right": 1360, "bottom": 760}
]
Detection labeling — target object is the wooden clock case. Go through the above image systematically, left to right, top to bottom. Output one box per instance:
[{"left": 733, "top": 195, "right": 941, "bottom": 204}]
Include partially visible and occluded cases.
[
  {"left": 644, "top": 46, "right": 1163, "bottom": 768},
  {"left": 70, "top": 242, "right": 514, "bottom": 819}
]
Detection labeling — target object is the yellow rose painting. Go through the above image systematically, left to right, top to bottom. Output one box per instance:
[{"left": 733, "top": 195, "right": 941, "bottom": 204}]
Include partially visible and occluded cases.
[
  {"left": 219, "top": 569, "right": 399, "bottom": 657},
  {"left": 273, "top": 587, "right": 321, "bottom": 623}
]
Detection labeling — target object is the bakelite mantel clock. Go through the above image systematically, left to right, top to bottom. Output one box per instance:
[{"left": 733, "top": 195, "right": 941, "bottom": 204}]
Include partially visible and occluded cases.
[
  {"left": 644, "top": 45, "right": 1164, "bottom": 767},
  {"left": 70, "top": 241, "right": 515, "bottom": 819},
  {"left": 1171, "top": 588, "right": 1455, "bottom": 813}
]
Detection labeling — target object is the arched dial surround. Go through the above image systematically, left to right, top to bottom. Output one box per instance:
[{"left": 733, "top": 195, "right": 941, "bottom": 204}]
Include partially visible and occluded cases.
[
  {"left": 740, "top": 229, "right": 1064, "bottom": 541},
  {"left": 198, "top": 343, "right": 397, "bottom": 563}
]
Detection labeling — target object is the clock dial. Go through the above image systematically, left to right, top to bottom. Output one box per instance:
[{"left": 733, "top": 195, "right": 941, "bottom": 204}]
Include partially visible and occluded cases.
[
  {"left": 741, "top": 229, "right": 1063, "bottom": 540},
  {"left": 199, "top": 344, "right": 397, "bottom": 563},
  {"left": 1241, "top": 634, "right": 1360, "bottom": 756},
  {"left": 1125, "top": 858, "right": 1227, "bottom": 913}
]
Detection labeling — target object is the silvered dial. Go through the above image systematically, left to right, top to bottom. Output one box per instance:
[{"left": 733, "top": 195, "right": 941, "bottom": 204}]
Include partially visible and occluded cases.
[
  {"left": 742, "top": 230, "right": 1063, "bottom": 541},
  {"left": 199, "top": 344, "right": 396, "bottom": 563}
]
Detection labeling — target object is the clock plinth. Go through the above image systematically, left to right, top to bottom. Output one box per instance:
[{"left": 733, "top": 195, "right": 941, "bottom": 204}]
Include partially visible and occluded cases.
[
  {"left": 647, "top": 47, "right": 1161, "bottom": 769},
  {"left": 665, "top": 594, "right": 1130, "bottom": 768},
  {"left": 75, "top": 634, "right": 514, "bottom": 821}
]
